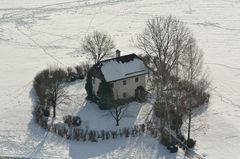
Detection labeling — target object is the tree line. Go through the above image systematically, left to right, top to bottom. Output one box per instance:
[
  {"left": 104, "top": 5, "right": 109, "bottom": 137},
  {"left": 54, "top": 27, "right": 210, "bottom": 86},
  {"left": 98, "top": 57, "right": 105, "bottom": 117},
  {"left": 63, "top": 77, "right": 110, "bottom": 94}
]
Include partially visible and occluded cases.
[{"left": 135, "top": 16, "right": 210, "bottom": 148}]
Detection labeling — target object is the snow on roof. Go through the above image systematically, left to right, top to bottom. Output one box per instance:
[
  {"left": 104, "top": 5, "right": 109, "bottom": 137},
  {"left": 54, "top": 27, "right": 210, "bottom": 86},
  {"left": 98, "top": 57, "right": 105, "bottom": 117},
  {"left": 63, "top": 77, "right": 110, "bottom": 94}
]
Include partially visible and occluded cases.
[{"left": 99, "top": 54, "right": 148, "bottom": 82}]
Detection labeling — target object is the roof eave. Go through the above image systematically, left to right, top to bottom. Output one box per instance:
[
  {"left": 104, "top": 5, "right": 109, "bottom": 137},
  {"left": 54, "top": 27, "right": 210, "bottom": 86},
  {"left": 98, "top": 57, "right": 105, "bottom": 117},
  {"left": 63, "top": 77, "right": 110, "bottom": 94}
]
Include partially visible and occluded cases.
[{"left": 106, "top": 72, "right": 148, "bottom": 83}]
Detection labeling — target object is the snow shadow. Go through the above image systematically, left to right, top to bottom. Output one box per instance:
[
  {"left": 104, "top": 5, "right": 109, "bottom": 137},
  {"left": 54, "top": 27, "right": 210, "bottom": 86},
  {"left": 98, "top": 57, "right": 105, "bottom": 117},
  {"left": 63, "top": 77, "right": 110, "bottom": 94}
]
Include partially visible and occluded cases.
[
  {"left": 27, "top": 87, "right": 46, "bottom": 141},
  {"left": 25, "top": 88, "right": 69, "bottom": 158},
  {"left": 192, "top": 104, "right": 208, "bottom": 118},
  {"left": 69, "top": 134, "right": 185, "bottom": 159},
  {"left": 69, "top": 137, "right": 127, "bottom": 159}
]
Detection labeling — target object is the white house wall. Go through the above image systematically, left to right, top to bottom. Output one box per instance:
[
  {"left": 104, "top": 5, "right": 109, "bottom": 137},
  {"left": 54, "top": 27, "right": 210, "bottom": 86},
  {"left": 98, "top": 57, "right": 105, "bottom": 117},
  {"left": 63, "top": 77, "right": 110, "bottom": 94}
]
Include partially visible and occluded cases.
[{"left": 112, "top": 74, "right": 146, "bottom": 99}]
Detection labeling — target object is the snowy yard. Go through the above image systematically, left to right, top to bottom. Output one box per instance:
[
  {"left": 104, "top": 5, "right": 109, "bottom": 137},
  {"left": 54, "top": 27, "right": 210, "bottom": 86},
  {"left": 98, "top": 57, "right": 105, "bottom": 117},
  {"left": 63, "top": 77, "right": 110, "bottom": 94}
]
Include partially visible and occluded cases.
[
  {"left": 0, "top": 0, "right": 240, "bottom": 158},
  {"left": 56, "top": 80, "right": 150, "bottom": 131}
]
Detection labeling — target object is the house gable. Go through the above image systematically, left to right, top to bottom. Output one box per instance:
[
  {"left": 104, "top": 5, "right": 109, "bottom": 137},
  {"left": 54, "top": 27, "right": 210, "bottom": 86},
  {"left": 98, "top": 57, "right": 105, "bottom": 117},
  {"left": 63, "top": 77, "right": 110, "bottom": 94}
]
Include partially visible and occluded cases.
[{"left": 111, "top": 74, "right": 146, "bottom": 99}]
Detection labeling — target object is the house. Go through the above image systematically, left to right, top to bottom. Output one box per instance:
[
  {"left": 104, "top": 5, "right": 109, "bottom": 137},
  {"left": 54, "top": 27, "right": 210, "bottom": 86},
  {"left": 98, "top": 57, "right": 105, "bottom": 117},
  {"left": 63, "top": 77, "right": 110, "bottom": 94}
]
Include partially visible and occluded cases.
[{"left": 89, "top": 50, "right": 148, "bottom": 101}]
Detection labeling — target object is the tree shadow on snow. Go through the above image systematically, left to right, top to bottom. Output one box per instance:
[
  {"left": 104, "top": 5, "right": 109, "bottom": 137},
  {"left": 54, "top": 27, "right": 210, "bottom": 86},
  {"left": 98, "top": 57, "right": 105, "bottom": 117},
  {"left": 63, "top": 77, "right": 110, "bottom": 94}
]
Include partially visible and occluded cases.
[
  {"left": 27, "top": 87, "right": 46, "bottom": 141},
  {"left": 19, "top": 88, "right": 50, "bottom": 158},
  {"left": 24, "top": 88, "right": 69, "bottom": 158},
  {"left": 192, "top": 104, "right": 208, "bottom": 118},
  {"left": 69, "top": 137, "right": 128, "bottom": 159}
]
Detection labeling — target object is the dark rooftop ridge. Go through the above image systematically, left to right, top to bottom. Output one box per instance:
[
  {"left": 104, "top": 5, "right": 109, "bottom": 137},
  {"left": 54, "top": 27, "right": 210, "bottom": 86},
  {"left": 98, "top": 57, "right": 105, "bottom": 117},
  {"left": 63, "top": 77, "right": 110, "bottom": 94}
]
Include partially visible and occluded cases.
[{"left": 95, "top": 53, "right": 140, "bottom": 67}]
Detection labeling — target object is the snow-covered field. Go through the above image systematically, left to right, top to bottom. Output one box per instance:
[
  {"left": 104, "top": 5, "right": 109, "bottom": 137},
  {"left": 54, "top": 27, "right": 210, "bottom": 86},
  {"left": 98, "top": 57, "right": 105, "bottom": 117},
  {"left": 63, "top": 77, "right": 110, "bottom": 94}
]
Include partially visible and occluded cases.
[{"left": 0, "top": 0, "right": 240, "bottom": 158}]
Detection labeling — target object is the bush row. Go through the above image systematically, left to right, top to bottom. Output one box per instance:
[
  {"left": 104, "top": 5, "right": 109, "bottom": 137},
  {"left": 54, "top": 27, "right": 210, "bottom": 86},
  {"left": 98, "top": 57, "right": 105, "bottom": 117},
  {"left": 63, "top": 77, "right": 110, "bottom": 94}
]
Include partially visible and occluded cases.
[
  {"left": 33, "top": 64, "right": 90, "bottom": 107},
  {"left": 33, "top": 104, "right": 161, "bottom": 142}
]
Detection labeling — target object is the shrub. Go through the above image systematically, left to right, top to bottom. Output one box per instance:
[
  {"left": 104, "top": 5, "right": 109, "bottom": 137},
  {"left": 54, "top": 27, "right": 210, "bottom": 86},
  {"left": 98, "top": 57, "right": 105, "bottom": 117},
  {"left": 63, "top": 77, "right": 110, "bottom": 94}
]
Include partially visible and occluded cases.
[
  {"left": 75, "top": 63, "right": 90, "bottom": 77},
  {"left": 82, "top": 63, "right": 91, "bottom": 76},
  {"left": 75, "top": 65, "right": 85, "bottom": 79},
  {"left": 75, "top": 65, "right": 83, "bottom": 76},
  {"left": 33, "top": 66, "right": 68, "bottom": 107},
  {"left": 50, "top": 66, "right": 68, "bottom": 82},
  {"left": 66, "top": 67, "right": 73, "bottom": 81},
  {"left": 33, "top": 69, "right": 51, "bottom": 105},
  {"left": 70, "top": 75, "right": 76, "bottom": 82},
  {"left": 97, "top": 80, "right": 114, "bottom": 109},
  {"left": 32, "top": 104, "right": 42, "bottom": 116},
  {"left": 43, "top": 109, "right": 50, "bottom": 117},
  {"left": 170, "top": 110, "right": 183, "bottom": 131},
  {"left": 63, "top": 115, "right": 73, "bottom": 126},
  {"left": 63, "top": 115, "right": 81, "bottom": 127},
  {"left": 72, "top": 116, "right": 81, "bottom": 126},
  {"left": 141, "top": 124, "right": 145, "bottom": 132},
  {"left": 72, "top": 128, "right": 79, "bottom": 140},
  {"left": 123, "top": 128, "right": 130, "bottom": 138},
  {"left": 101, "top": 130, "right": 105, "bottom": 140},
  {"left": 119, "top": 130, "right": 123, "bottom": 138},
  {"left": 161, "top": 130, "right": 171, "bottom": 147},
  {"left": 83, "top": 131, "right": 87, "bottom": 141},
  {"left": 92, "top": 131, "right": 98, "bottom": 142},
  {"left": 106, "top": 131, "right": 110, "bottom": 140},
  {"left": 111, "top": 131, "right": 117, "bottom": 139},
  {"left": 177, "top": 134, "right": 185, "bottom": 142},
  {"left": 161, "top": 136, "right": 169, "bottom": 147},
  {"left": 187, "top": 138, "right": 196, "bottom": 148},
  {"left": 169, "top": 145, "right": 178, "bottom": 153}
]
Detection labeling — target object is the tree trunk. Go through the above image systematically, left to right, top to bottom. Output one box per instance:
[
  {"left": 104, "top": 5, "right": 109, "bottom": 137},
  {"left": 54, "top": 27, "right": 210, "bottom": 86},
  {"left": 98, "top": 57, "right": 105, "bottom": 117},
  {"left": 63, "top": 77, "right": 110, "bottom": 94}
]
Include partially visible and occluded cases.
[
  {"left": 187, "top": 63, "right": 193, "bottom": 141},
  {"left": 187, "top": 99, "right": 192, "bottom": 141},
  {"left": 53, "top": 105, "right": 56, "bottom": 118},
  {"left": 116, "top": 117, "right": 119, "bottom": 126}
]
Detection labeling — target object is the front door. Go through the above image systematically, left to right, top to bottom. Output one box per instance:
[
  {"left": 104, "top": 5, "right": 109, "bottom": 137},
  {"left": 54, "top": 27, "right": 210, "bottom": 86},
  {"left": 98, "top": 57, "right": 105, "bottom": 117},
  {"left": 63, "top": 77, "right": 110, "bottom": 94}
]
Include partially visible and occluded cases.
[{"left": 135, "top": 86, "right": 145, "bottom": 99}]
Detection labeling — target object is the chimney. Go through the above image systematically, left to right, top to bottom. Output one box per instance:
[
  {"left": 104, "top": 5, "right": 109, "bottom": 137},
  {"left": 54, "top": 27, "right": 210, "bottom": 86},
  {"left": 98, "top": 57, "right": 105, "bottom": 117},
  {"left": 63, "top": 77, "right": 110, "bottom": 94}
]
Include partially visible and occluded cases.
[{"left": 116, "top": 49, "right": 121, "bottom": 57}]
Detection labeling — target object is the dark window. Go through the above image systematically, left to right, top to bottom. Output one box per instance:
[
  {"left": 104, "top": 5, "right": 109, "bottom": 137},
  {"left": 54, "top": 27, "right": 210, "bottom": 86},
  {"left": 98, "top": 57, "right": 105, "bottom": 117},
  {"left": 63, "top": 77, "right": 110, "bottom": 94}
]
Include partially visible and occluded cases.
[
  {"left": 135, "top": 77, "right": 139, "bottom": 82},
  {"left": 123, "top": 80, "right": 126, "bottom": 85},
  {"left": 123, "top": 92, "right": 127, "bottom": 98}
]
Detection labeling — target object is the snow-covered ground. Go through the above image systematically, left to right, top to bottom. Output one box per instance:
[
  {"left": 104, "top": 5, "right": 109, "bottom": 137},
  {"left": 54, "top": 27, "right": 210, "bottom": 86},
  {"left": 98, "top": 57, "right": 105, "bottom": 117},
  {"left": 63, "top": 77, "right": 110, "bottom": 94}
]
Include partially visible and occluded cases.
[
  {"left": 0, "top": 0, "right": 240, "bottom": 158},
  {"left": 56, "top": 80, "right": 151, "bottom": 131}
]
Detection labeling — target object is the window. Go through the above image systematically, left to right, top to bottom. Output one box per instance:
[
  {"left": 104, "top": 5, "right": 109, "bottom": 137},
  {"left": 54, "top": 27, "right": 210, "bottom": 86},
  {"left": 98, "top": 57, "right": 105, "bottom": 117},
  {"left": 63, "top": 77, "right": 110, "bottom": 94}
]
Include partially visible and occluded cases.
[
  {"left": 135, "top": 77, "right": 139, "bottom": 83},
  {"left": 123, "top": 80, "right": 126, "bottom": 85},
  {"left": 123, "top": 92, "right": 127, "bottom": 98}
]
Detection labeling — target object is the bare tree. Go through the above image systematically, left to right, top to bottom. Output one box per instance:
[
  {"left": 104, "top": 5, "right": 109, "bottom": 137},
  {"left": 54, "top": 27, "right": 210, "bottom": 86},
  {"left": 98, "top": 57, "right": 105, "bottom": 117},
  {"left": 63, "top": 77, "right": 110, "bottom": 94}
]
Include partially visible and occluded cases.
[
  {"left": 135, "top": 16, "right": 192, "bottom": 132},
  {"left": 135, "top": 16, "right": 191, "bottom": 88},
  {"left": 82, "top": 31, "right": 115, "bottom": 64},
  {"left": 182, "top": 37, "right": 205, "bottom": 141},
  {"left": 47, "top": 67, "right": 70, "bottom": 118},
  {"left": 110, "top": 102, "right": 128, "bottom": 126}
]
